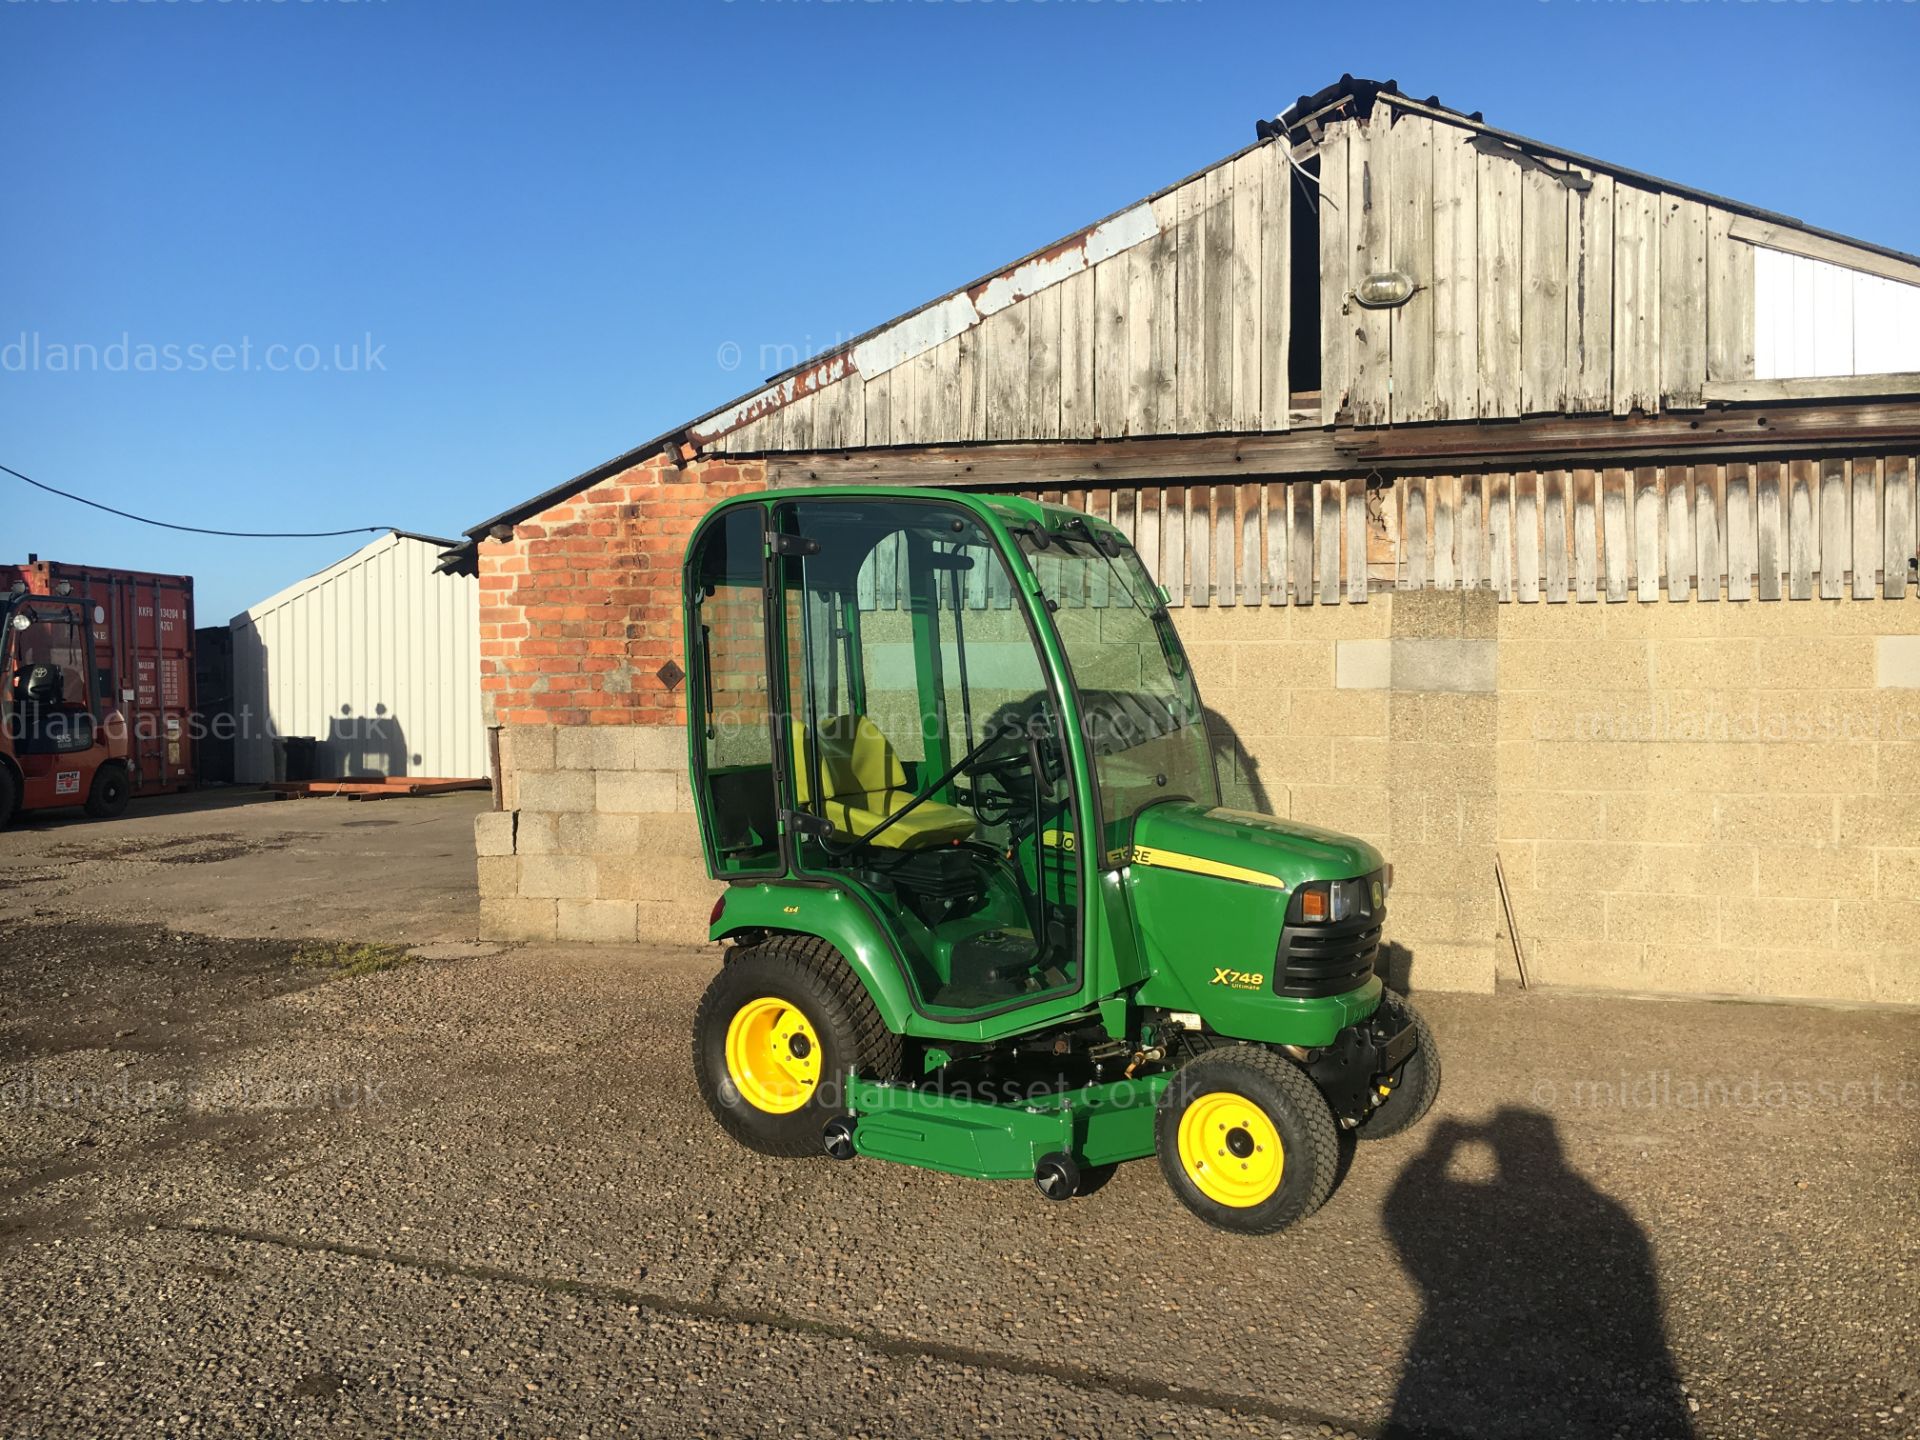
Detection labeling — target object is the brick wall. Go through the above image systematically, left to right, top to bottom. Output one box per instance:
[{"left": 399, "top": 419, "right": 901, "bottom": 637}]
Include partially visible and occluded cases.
[{"left": 478, "top": 455, "right": 767, "bottom": 729}]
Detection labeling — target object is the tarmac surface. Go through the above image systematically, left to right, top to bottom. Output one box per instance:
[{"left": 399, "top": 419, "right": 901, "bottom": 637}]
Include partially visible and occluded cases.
[{"left": 1, "top": 791, "right": 1915, "bottom": 1438}]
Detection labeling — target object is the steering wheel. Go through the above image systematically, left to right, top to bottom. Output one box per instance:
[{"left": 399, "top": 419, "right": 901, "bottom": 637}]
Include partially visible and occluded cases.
[{"left": 962, "top": 734, "right": 1037, "bottom": 828}]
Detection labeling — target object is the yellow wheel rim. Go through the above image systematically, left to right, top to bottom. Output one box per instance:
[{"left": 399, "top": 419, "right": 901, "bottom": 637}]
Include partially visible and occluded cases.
[
  {"left": 723, "top": 997, "right": 823, "bottom": 1115},
  {"left": 1176, "top": 1090, "right": 1284, "bottom": 1208}
]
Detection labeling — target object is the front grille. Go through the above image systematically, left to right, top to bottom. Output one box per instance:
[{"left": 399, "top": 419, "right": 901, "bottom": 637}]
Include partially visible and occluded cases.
[{"left": 1276, "top": 913, "right": 1382, "bottom": 998}]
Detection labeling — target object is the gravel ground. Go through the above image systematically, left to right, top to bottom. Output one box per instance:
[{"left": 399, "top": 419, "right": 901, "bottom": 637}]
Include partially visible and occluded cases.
[{"left": 1, "top": 797, "right": 1916, "bottom": 1438}]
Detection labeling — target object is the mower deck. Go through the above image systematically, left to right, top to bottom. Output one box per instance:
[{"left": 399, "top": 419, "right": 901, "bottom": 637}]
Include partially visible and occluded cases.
[{"left": 844, "top": 1072, "right": 1171, "bottom": 1180}]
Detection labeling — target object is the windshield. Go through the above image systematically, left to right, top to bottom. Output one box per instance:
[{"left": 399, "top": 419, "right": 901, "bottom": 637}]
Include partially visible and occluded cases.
[{"left": 1020, "top": 524, "right": 1219, "bottom": 833}]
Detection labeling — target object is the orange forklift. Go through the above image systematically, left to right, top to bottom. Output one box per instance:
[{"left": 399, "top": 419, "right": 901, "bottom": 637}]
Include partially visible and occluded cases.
[{"left": 0, "top": 588, "right": 132, "bottom": 827}]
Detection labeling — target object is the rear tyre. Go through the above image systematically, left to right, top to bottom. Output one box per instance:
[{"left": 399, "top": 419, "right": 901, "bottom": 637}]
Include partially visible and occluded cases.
[
  {"left": 84, "top": 763, "right": 131, "bottom": 821},
  {"left": 0, "top": 764, "right": 16, "bottom": 829},
  {"left": 693, "top": 934, "right": 902, "bottom": 1158},
  {"left": 1353, "top": 991, "right": 1441, "bottom": 1142},
  {"left": 1156, "top": 1045, "right": 1338, "bottom": 1235}
]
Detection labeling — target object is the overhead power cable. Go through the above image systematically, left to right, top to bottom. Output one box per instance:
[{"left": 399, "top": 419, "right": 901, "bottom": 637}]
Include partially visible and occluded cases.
[{"left": 3, "top": 461, "right": 390, "bottom": 539}]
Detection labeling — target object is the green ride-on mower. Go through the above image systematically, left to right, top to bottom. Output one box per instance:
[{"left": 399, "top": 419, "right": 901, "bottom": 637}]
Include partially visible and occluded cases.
[{"left": 683, "top": 489, "right": 1439, "bottom": 1233}]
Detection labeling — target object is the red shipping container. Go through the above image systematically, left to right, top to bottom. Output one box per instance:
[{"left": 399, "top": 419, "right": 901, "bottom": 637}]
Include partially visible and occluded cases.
[{"left": 1, "top": 560, "right": 197, "bottom": 796}]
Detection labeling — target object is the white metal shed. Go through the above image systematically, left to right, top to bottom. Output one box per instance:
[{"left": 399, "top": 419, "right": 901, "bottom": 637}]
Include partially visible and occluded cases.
[{"left": 230, "top": 531, "right": 484, "bottom": 784}]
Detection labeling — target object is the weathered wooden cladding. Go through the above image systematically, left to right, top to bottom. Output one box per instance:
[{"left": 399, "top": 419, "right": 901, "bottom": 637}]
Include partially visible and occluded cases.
[
  {"left": 695, "top": 97, "right": 1919, "bottom": 460},
  {"left": 721, "top": 139, "right": 1295, "bottom": 454},
  {"left": 975, "top": 454, "right": 1916, "bottom": 607}
]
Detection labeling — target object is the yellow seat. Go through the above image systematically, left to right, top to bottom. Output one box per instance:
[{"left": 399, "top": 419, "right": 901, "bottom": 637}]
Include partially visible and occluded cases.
[{"left": 792, "top": 715, "right": 976, "bottom": 850}]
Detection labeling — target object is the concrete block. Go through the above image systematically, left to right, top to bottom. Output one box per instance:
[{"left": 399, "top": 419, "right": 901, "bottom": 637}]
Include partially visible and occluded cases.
[
  {"left": 1388, "top": 590, "right": 1495, "bottom": 642},
  {"left": 1290, "top": 598, "right": 1393, "bottom": 641},
  {"left": 1877, "top": 636, "right": 1920, "bottom": 689},
  {"left": 1755, "top": 637, "right": 1876, "bottom": 692},
  {"left": 1391, "top": 639, "right": 1497, "bottom": 694},
  {"left": 1649, "top": 639, "right": 1761, "bottom": 691},
  {"left": 1335, "top": 640, "right": 1392, "bottom": 690},
  {"left": 1499, "top": 640, "right": 1648, "bottom": 693},
  {"left": 1228, "top": 643, "right": 1336, "bottom": 702},
  {"left": 1285, "top": 690, "right": 1388, "bottom": 739},
  {"left": 499, "top": 725, "right": 555, "bottom": 774},
  {"left": 552, "top": 725, "right": 684, "bottom": 773},
  {"left": 553, "top": 726, "right": 608, "bottom": 770},
  {"left": 631, "top": 726, "right": 689, "bottom": 770},
  {"left": 1878, "top": 742, "right": 1920, "bottom": 793},
  {"left": 516, "top": 769, "right": 597, "bottom": 814},
  {"left": 597, "top": 770, "right": 679, "bottom": 814},
  {"left": 1289, "top": 783, "right": 1387, "bottom": 835},
  {"left": 1499, "top": 790, "right": 1605, "bottom": 842},
  {"left": 1601, "top": 793, "right": 1715, "bottom": 844},
  {"left": 1714, "top": 794, "right": 1838, "bottom": 844},
  {"left": 1839, "top": 796, "right": 1920, "bottom": 848},
  {"left": 474, "top": 810, "right": 516, "bottom": 857},
  {"left": 514, "top": 812, "right": 560, "bottom": 854},
  {"left": 556, "top": 812, "right": 642, "bottom": 856},
  {"left": 635, "top": 812, "right": 706, "bottom": 856},
  {"left": 1651, "top": 844, "right": 1758, "bottom": 898},
  {"left": 1757, "top": 845, "right": 1877, "bottom": 901},
  {"left": 1874, "top": 848, "right": 1920, "bottom": 901},
  {"left": 598, "top": 849, "right": 710, "bottom": 903},
  {"left": 517, "top": 854, "right": 598, "bottom": 900},
  {"left": 475, "top": 855, "right": 518, "bottom": 898},
  {"left": 1505, "top": 890, "right": 1608, "bottom": 942},
  {"left": 1603, "top": 894, "right": 1718, "bottom": 946},
  {"left": 481, "top": 895, "right": 556, "bottom": 942},
  {"left": 637, "top": 895, "right": 725, "bottom": 946},
  {"left": 1720, "top": 896, "right": 1836, "bottom": 951},
  {"left": 1837, "top": 898, "right": 1920, "bottom": 949},
  {"left": 557, "top": 899, "right": 639, "bottom": 943},
  {"left": 1525, "top": 939, "right": 1645, "bottom": 989},
  {"left": 1392, "top": 941, "right": 1497, "bottom": 993},
  {"left": 1642, "top": 944, "right": 1758, "bottom": 996},
  {"left": 1753, "top": 947, "right": 1871, "bottom": 1003},
  {"left": 1870, "top": 952, "right": 1920, "bottom": 1005}
]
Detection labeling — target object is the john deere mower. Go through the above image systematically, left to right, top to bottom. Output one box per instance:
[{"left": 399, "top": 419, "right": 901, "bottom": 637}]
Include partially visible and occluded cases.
[{"left": 683, "top": 489, "right": 1438, "bottom": 1233}]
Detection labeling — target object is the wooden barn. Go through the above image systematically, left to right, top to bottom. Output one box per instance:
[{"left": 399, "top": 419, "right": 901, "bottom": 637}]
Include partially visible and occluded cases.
[{"left": 457, "top": 76, "right": 1920, "bottom": 1005}]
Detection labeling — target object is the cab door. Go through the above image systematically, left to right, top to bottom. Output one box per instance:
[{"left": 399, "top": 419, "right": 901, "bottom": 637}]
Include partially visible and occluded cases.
[
  {"left": 773, "top": 496, "right": 1089, "bottom": 1022},
  {"left": 685, "top": 502, "right": 783, "bottom": 878}
]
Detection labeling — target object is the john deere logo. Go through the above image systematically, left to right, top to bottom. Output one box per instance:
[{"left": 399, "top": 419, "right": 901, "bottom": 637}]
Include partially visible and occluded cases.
[{"left": 1210, "top": 967, "right": 1265, "bottom": 991}]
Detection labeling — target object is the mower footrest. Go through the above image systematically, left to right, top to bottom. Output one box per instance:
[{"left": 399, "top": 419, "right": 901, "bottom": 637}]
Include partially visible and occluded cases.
[{"left": 845, "top": 1073, "right": 1170, "bottom": 1181}]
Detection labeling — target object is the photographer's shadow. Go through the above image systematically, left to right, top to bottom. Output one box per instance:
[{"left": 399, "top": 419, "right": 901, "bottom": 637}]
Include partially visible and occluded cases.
[{"left": 1384, "top": 1107, "right": 1694, "bottom": 1440}]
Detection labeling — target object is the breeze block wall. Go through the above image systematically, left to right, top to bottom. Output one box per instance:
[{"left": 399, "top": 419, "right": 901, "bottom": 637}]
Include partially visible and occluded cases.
[{"left": 472, "top": 464, "right": 1919, "bottom": 1007}]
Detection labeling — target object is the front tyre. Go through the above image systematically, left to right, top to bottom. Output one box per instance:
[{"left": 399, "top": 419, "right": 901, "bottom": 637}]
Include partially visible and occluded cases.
[
  {"left": 84, "top": 763, "right": 131, "bottom": 820},
  {"left": 693, "top": 934, "right": 901, "bottom": 1158},
  {"left": 1353, "top": 991, "right": 1441, "bottom": 1142},
  {"left": 1156, "top": 1045, "right": 1338, "bottom": 1235}
]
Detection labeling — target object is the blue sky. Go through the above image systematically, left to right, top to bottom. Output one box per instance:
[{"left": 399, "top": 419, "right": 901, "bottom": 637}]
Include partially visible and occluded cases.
[{"left": 4, "top": 0, "right": 1915, "bottom": 621}]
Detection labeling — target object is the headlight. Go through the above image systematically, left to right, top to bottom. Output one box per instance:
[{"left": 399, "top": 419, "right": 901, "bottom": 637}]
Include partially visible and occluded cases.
[{"left": 1289, "top": 873, "right": 1385, "bottom": 925}]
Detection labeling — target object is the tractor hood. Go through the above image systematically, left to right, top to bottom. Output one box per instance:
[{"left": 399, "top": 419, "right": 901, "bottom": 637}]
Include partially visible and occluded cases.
[{"left": 1128, "top": 802, "right": 1384, "bottom": 893}]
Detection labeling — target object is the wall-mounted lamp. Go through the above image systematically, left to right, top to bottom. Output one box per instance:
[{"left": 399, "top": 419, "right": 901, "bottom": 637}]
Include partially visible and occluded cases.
[{"left": 1353, "top": 271, "right": 1417, "bottom": 309}]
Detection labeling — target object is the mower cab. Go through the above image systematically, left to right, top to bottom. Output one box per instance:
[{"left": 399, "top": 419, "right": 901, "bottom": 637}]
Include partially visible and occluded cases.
[
  {"left": 682, "top": 489, "right": 1438, "bottom": 1233},
  {"left": 0, "top": 590, "right": 132, "bottom": 828}
]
